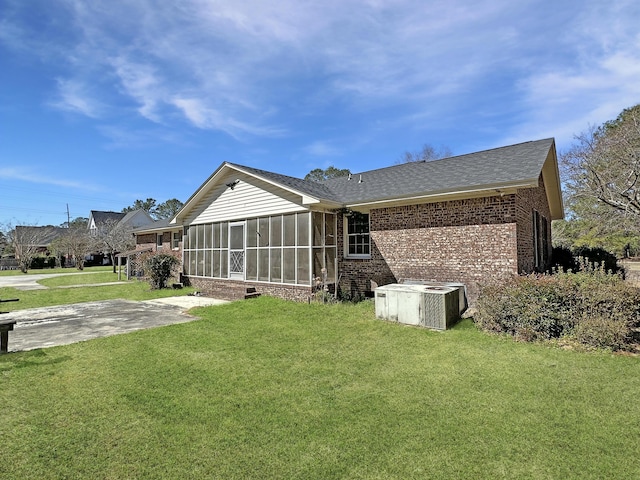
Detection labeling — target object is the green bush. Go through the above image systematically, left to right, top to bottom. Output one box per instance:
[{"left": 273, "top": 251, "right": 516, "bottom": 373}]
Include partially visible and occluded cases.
[
  {"left": 551, "top": 245, "right": 577, "bottom": 272},
  {"left": 573, "top": 246, "right": 620, "bottom": 273},
  {"left": 142, "top": 253, "right": 180, "bottom": 290},
  {"left": 29, "top": 256, "right": 57, "bottom": 269},
  {"left": 475, "top": 267, "right": 640, "bottom": 351}
]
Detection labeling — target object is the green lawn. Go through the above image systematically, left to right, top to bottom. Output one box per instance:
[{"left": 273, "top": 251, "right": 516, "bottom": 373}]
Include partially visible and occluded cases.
[
  {"left": 0, "top": 266, "right": 113, "bottom": 276},
  {"left": 0, "top": 270, "right": 195, "bottom": 311},
  {"left": 1, "top": 296, "right": 639, "bottom": 479}
]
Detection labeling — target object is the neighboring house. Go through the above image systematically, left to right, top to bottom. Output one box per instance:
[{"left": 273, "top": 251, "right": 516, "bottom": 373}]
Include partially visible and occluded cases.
[
  {"left": 134, "top": 138, "right": 563, "bottom": 303},
  {"left": 88, "top": 209, "right": 154, "bottom": 234},
  {"left": 88, "top": 209, "right": 155, "bottom": 264},
  {"left": 11, "top": 225, "right": 66, "bottom": 268},
  {"left": 13, "top": 225, "right": 66, "bottom": 255}
]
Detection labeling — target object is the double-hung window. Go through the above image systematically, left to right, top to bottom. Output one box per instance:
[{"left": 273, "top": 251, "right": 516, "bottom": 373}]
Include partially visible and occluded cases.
[{"left": 346, "top": 212, "right": 370, "bottom": 258}]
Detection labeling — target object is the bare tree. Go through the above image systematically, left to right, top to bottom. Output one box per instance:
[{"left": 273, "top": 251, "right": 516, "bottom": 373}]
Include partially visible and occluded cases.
[
  {"left": 563, "top": 104, "right": 640, "bottom": 231},
  {"left": 564, "top": 105, "right": 640, "bottom": 215},
  {"left": 397, "top": 143, "right": 453, "bottom": 164},
  {"left": 95, "top": 218, "right": 135, "bottom": 273},
  {"left": 10, "top": 225, "right": 63, "bottom": 273},
  {"left": 50, "top": 226, "right": 97, "bottom": 270}
]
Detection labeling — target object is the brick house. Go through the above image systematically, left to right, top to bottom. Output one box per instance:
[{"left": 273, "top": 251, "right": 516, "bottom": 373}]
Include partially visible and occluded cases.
[{"left": 133, "top": 138, "right": 563, "bottom": 303}]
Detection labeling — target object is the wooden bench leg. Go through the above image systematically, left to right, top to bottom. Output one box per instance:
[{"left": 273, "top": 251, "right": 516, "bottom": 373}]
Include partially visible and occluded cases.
[{"left": 0, "top": 330, "right": 8, "bottom": 354}]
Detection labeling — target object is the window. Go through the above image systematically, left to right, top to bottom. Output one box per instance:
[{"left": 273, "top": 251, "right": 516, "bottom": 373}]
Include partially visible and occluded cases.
[
  {"left": 533, "top": 210, "right": 549, "bottom": 271},
  {"left": 182, "top": 212, "right": 337, "bottom": 286},
  {"left": 346, "top": 212, "right": 370, "bottom": 257},
  {"left": 172, "top": 232, "right": 180, "bottom": 249},
  {"left": 156, "top": 233, "right": 163, "bottom": 248}
]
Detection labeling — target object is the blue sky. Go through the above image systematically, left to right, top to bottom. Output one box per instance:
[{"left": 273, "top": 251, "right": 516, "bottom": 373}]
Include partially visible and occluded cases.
[{"left": 1, "top": 0, "right": 639, "bottom": 227}]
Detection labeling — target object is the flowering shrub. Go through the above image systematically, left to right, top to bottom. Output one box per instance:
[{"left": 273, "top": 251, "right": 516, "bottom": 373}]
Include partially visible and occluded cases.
[{"left": 475, "top": 265, "right": 640, "bottom": 351}]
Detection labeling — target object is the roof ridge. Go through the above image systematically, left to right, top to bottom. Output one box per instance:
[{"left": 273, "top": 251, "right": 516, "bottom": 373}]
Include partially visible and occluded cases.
[{"left": 323, "top": 137, "right": 554, "bottom": 181}]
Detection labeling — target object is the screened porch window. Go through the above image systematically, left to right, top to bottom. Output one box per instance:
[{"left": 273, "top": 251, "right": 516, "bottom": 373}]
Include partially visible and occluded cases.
[{"left": 182, "top": 211, "right": 336, "bottom": 286}]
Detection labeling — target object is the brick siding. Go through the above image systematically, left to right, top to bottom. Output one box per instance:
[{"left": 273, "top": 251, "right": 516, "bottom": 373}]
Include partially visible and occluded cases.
[
  {"left": 515, "top": 176, "right": 552, "bottom": 273},
  {"left": 134, "top": 182, "right": 552, "bottom": 305},
  {"left": 338, "top": 187, "right": 550, "bottom": 304},
  {"left": 135, "top": 232, "right": 182, "bottom": 264},
  {"left": 188, "top": 277, "right": 313, "bottom": 302}
]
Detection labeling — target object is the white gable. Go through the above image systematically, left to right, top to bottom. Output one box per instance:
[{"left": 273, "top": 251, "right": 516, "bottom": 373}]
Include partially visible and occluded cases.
[{"left": 186, "top": 172, "right": 307, "bottom": 224}]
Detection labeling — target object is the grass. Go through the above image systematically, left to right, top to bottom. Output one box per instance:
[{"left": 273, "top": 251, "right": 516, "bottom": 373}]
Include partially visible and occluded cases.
[
  {"left": 0, "top": 266, "right": 113, "bottom": 276},
  {"left": 0, "top": 269, "right": 195, "bottom": 311},
  {"left": 2, "top": 296, "right": 640, "bottom": 479}
]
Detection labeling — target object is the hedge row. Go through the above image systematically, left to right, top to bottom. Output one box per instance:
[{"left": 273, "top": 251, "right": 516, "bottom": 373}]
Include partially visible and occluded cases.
[{"left": 474, "top": 266, "right": 640, "bottom": 351}]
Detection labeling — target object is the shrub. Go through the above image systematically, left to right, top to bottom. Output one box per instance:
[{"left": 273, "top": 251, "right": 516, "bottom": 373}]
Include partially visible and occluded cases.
[
  {"left": 551, "top": 245, "right": 577, "bottom": 272},
  {"left": 573, "top": 246, "right": 620, "bottom": 273},
  {"left": 142, "top": 253, "right": 180, "bottom": 289},
  {"left": 475, "top": 268, "right": 640, "bottom": 351},
  {"left": 572, "top": 313, "right": 633, "bottom": 351}
]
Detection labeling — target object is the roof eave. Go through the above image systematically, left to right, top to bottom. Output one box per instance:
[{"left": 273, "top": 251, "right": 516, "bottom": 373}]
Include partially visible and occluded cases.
[
  {"left": 541, "top": 143, "right": 564, "bottom": 220},
  {"left": 174, "top": 162, "right": 333, "bottom": 222},
  {"left": 344, "top": 181, "right": 537, "bottom": 210},
  {"left": 133, "top": 223, "right": 182, "bottom": 234}
]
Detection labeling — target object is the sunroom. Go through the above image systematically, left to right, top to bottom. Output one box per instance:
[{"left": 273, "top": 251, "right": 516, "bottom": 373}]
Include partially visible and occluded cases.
[{"left": 182, "top": 211, "right": 338, "bottom": 289}]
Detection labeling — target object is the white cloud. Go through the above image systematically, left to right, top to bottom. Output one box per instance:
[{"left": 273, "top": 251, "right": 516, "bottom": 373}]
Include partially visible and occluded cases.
[
  {"left": 2, "top": 0, "right": 640, "bottom": 150},
  {"left": 500, "top": 2, "right": 640, "bottom": 149},
  {"left": 110, "top": 57, "right": 164, "bottom": 122},
  {"left": 50, "top": 78, "right": 102, "bottom": 118},
  {"left": 171, "top": 97, "right": 286, "bottom": 139},
  {"left": 303, "top": 141, "right": 342, "bottom": 157},
  {"left": 0, "top": 166, "right": 100, "bottom": 191}
]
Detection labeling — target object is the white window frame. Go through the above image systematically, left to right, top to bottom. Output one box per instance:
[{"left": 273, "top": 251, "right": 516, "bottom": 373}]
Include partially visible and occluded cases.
[
  {"left": 344, "top": 211, "right": 371, "bottom": 259},
  {"left": 156, "top": 233, "right": 163, "bottom": 248}
]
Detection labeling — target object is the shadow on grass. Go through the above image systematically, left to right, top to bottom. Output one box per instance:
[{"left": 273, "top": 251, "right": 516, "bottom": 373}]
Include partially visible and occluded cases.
[{"left": 0, "top": 349, "right": 73, "bottom": 371}]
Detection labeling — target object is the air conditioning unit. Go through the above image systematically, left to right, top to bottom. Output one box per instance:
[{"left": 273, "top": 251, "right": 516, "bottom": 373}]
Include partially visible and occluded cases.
[
  {"left": 400, "top": 280, "right": 468, "bottom": 316},
  {"left": 374, "top": 283, "right": 460, "bottom": 330}
]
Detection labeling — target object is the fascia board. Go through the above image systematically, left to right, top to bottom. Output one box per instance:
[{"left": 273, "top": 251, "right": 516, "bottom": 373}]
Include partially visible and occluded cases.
[
  {"left": 541, "top": 146, "right": 565, "bottom": 220},
  {"left": 173, "top": 163, "right": 234, "bottom": 223},
  {"left": 174, "top": 163, "right": 326, "bottom": 222},
  {"left": 230, "top": 164, "right": 323, "bottom": 204},
  {"left": 345, "top": 181, "right": 536, "bottom": 210},
  {"left": 134, "top": 224, "right": 182, "bottom": 234}
]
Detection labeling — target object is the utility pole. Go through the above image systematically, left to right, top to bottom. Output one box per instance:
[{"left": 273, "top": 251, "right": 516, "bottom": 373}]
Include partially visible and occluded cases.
[{"left": 66, "top": 204, "right": 70, "bottom": 227}]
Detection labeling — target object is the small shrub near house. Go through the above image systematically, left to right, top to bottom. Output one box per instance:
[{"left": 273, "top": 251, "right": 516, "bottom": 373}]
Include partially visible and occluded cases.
[
  {"left": 142, "top": 253, "right": 180, "bottom": 290},
  {"left": 475, "top": 263, "right": 640, "bottom": 351}
]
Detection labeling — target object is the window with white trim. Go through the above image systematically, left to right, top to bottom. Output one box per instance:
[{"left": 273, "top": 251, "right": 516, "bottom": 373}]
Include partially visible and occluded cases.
[{"left": 345, "top": 212, "right": 370, "bottom": 258}]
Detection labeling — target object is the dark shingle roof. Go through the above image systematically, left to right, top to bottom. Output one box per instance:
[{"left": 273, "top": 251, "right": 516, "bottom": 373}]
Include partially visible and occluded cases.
[
  {"left": 228, "top": 138, "right": 554, "bottom": 205},
  {"left": 321, "top": 138, "right": 554, "bottom": 204},
  {"left": 226, "top": 163, "right": 343, "bottom": 203},
  {"left": 91, "top": 210, "right": 126, "bottom": 226},
  {"left": 132, "top": 218, "right": 174, "bottom": 233},
  {"left": 14, "top": 226, "right": 67, "bottom": 246}
]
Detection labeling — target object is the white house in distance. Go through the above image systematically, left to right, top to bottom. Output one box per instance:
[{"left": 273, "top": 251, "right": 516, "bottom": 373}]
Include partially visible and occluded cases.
[{"left": 88, "top": 210, "right": 154, "bottom": 234}]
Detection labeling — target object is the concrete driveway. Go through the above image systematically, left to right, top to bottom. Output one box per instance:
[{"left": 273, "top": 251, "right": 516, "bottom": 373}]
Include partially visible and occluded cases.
[
  {"left": 0, "top": 271, "right": 104, "bottom": 290},
  {"left": 2, "top": 296, "right": 229, "bottom": 353}
]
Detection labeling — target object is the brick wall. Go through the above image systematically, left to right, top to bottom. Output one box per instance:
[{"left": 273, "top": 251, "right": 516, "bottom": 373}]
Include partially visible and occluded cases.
[
  {"left": 515, "top": 176, "right": 552, "bottom": 273},
  {"left": 133, "top": 184, "right": 552, "bottom": 305},
  {"left": 338, "top": 193, "right": 541, "bottom": 303},
  {"left": 135, "top": 231, "right": 183, "bottom": 276},
  {"left": 188, "top": 277, "right": 313, "bottom": 302}
]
